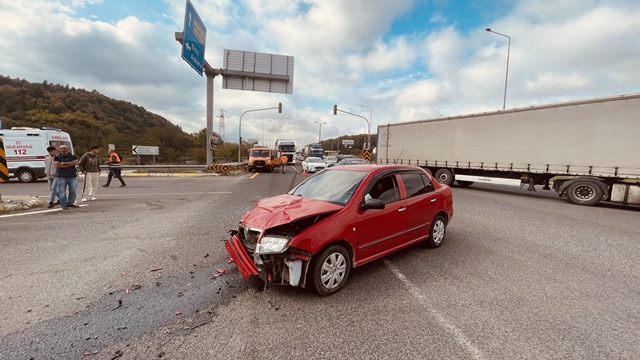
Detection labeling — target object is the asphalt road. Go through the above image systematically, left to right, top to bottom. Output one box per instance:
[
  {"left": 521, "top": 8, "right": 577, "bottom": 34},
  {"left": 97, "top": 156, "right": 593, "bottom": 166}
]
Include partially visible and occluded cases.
[{"left": 0, "top": 169, "right": 639, "bottom": 359}]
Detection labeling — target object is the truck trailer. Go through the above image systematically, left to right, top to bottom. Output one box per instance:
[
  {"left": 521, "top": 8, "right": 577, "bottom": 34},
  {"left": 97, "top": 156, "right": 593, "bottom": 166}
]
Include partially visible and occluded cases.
[{"left": 377, "top": 93, "right": 640, "bottom": 206}]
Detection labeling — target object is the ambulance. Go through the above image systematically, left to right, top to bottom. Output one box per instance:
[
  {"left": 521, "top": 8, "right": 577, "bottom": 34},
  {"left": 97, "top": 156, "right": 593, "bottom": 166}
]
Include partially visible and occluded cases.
[{"left": 0, "top": 127, "right": 74, "bottom": 182}]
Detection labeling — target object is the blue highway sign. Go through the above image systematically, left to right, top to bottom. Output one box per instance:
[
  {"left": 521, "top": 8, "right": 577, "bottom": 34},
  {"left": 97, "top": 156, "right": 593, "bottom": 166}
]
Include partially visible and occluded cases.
[{"left": 181, "top": 0, "right": 207, "bottom": 75}]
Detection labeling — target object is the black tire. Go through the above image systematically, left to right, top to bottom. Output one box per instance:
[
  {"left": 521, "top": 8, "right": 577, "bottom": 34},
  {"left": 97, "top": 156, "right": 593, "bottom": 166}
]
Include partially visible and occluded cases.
[
  {"left": 17, "top": 169, "right": 36, "bottom": 183},
  {"left": 434, "top": 169, "right": 454, "bottom": 186},
  {"left": 456, "top": 180, "right": 474, "bottom": 188},
  {"left": 565, "top": 181, "right": 604, "bottom": 206},
  {"left": 426, "top": 215, "right": 447, "bottom": 248},
  {"left": 310, "top": 245, "right": 351, "bottom": 296}
]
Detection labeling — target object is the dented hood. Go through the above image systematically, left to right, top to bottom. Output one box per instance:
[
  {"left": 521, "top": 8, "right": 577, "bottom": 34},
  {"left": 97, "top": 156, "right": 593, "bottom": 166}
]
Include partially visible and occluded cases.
[{"left": 241, "top": 194, "right": 343, "bottom": 229}]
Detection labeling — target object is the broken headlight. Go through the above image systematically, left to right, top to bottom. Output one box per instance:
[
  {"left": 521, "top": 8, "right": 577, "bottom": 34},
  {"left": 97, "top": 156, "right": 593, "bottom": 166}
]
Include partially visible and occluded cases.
[{"left": 256, "top": 235, "right": 290, "bottom": 254}]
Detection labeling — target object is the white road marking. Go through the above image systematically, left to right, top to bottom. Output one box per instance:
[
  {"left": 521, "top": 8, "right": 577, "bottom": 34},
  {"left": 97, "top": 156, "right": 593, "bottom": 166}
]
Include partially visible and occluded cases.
[
  {"left": 0, "top": 204, "right": 88, "bottom": 218},
  {"left": 384, "top": 259, "right": 484, "bottom": 360}
]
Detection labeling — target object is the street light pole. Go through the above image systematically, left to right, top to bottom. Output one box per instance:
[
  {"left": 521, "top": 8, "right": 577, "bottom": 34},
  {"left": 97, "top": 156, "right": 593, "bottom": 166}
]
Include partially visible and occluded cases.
[
  {"left": 486, "top": 28, "right": 510, "bottom": 110},
  {"left": 238, "top": 103, "right": 282, "bottom": 162},
  {"left": 333, "top": 105, "right": 370, "bottom": 150},
  {"left": 360, "top": 105, "right": 372, "bottom": 150},
  {"left": 315, "top": 121, "right": 326, "bottom": 143},
  {"left": 329, "top": 121, "right": 340, "bottom": 152}
]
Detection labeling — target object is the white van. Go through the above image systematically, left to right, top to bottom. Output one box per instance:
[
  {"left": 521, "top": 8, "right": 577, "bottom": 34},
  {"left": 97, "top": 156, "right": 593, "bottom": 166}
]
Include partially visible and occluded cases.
[{"left": 0, "top": 127, "right": 74, "bottom": 182}]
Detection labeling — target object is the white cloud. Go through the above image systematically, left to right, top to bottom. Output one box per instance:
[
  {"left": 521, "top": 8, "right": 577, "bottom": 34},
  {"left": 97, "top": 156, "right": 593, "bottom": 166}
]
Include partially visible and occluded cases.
[{"left": 1, "top": 0, "right": 640, "bottom": 147}]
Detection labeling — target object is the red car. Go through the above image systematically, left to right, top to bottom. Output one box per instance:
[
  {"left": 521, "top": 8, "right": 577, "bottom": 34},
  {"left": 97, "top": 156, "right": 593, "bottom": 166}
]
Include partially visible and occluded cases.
[{"left": 225, "top": 165, "right": 454, "bottom": 295}]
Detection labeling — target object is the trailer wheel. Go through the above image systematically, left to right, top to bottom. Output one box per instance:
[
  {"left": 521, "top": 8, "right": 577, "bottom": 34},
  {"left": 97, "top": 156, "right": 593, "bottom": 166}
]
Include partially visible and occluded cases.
[
  {"left": 17, "top": 169, "right": 36, "bottom": 183},
  {"left": 434, "top": 169, "right": 454, "bottom": 186},
  {"left": 456, "top": 180, "right": 474, "bottom": 187},
  {"left": 566, "top": 181, "right": 604, "bottom": 206}
]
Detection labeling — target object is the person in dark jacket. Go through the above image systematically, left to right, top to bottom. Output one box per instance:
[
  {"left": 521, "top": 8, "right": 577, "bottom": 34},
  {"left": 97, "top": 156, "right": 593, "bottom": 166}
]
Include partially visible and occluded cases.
[
  {"left": 54, "top": 145, "right": 80, "bottom": 210},
  {"left": 77, "top": 146, "right": 102, "bottom": 201},
  {"left": 102, "top": 149, "right": 126, "bottom": 187}
]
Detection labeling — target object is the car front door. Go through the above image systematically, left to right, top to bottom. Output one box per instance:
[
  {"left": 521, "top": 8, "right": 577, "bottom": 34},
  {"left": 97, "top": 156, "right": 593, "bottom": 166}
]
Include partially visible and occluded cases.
[{"left": 356, "top": 174, "right": 407, "bottom": 264}]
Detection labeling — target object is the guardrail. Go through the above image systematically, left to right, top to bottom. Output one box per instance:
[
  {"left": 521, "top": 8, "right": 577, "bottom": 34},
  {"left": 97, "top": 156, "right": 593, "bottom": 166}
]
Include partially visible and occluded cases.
[{"left": 120, "top": 163, "right": 247, "bottom": 173}]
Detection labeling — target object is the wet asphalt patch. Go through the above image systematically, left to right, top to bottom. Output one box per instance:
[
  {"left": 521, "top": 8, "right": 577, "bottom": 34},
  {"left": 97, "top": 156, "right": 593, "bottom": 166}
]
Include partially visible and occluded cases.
[{"left": 0, "top": 263, "right": 250, "bottom": 359}]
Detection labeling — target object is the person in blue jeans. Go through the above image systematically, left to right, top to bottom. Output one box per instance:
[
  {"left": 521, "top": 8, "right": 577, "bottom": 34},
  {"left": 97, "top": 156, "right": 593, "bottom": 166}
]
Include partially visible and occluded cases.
[
  {"left": 54, "top": 145, "right": 80, "bottom": 210},
  {"left": 44, "top": 146, "right": 60, "bottom": 208}
]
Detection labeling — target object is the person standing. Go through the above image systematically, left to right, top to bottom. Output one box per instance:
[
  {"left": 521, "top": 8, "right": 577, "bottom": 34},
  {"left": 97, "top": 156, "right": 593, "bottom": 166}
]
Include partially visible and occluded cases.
[
  {"left": 54, "top": 145, "right": 79, "bottom": 210},
  {"left": 44, "top": 146, "right": 59, "bottom": 208},
  {"left": 77, "top": 146, "right": 101, "bottom": 202},
  {"left": 102, "top": 149, "right": 126, "bottom": 187},
  {"left": 280, "top": 153, "right": 288, "bottom": 174}
]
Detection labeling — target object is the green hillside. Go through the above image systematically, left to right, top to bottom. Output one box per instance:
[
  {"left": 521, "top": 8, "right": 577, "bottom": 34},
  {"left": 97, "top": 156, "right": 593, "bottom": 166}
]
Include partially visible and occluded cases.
[{"left": 0, "top": 75, "right": 207, "bottom": 164}]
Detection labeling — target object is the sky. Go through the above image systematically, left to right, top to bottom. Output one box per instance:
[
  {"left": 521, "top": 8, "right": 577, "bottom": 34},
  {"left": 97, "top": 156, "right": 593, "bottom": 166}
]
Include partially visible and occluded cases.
[{"left": 1, "top": 0, "right": 639, "bottom": 150}]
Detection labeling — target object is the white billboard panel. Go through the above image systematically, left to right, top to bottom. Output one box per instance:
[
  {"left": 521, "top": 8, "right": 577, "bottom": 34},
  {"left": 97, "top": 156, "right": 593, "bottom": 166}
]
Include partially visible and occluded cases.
[{"left": 222, "top": 49, "right": 294, "bottom": 94}]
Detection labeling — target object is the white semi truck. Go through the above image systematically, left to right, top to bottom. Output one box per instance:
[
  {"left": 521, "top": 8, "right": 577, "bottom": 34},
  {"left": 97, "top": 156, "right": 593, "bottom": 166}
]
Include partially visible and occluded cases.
[{"left": 377, "top": 93, "right": 640, "bottom": 206}]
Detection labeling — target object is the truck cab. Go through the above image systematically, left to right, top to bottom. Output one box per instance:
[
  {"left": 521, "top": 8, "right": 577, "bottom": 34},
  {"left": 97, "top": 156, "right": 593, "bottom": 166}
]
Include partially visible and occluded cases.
[{"left": 248, "top": 146, "right": 275, "bottom": 172}]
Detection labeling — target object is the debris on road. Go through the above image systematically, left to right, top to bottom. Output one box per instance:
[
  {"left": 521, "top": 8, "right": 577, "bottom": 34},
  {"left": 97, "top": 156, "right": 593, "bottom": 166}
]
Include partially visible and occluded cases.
[
  {"left": 150, "top": 268, "right": 163, "bottom": 272},
  {"left": 213, "top": 269, "right": 228, "bottom": 277},
  {"left": 0, "top": 273, "right": 12, "bottom": 279},
  {"left": 112, "top": 299, "right": 123, "bottom": 310},
  {"left": 175, "top": 311, "right": 183, "bottom": 315}
]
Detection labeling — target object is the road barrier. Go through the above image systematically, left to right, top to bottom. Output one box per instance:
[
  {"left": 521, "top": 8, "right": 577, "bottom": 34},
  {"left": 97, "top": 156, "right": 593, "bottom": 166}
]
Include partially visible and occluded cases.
[{"left": 0, "top": 139, "right": 8, "bottom": 183}]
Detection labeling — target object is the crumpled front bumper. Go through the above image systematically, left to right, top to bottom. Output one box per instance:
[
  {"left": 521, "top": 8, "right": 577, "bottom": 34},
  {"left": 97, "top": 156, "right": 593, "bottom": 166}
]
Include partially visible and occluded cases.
[{"left": 225, "top": 232, "right": 260, "bottom": 280}]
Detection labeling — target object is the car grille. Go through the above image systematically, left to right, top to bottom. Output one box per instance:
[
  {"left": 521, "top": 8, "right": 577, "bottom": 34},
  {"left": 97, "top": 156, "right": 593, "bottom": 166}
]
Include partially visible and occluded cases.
[
  {"left": 254, "top": 160, "right": 265, "bottom": 167},
  {"left": 238, "top": 225, "right": 261, "bottom": 254}
]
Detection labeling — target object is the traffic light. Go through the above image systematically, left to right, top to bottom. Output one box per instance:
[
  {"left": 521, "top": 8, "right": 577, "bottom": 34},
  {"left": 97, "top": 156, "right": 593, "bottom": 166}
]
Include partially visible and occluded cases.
[
  {"left": 278, "top": 102, "right": 282, "bottom": 113},
  {"left": 333, "top": 105, "right": 337, "bottom": 115}
]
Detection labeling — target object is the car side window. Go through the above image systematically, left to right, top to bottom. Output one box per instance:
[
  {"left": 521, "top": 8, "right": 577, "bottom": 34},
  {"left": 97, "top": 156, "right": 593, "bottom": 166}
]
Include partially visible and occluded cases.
[
  {"left": 399, "top": 173, "right": 430, "bottom": 198},
  {"left": 420, "top": 174, "right": 435, "bottom": 192},
  {"left": 365, "top": 175, "right": 400, "bottom": 204}
]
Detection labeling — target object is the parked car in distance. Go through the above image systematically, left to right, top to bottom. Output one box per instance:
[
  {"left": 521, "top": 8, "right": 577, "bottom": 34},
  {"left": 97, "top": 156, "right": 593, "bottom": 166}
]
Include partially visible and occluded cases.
[
  {"left": 325, "top": 156, "right": 337, "bottom": 167},
  {"left": 301, "top": 157, "right": 328, "bottom": 173},
  {"left": 336, "top": 158, "right": 370, "bottom": 166},
  {"left": 224, "top": 165, "right": 454, "bottom": 296}
]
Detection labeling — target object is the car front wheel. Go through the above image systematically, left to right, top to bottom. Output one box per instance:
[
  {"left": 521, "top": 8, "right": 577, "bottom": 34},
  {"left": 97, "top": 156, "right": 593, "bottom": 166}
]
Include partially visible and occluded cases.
[
  {"left": 426, "top": 215, "right": 447, "bottom": 248},
  {"left": 310, "top": 245, "right": 351, "bottom": 296}
]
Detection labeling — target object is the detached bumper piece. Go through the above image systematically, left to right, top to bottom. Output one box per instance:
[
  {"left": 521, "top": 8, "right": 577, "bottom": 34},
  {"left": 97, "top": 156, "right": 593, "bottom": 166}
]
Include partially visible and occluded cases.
[{"left": 225, "top": 231, "right": 260, "bottom": 280}]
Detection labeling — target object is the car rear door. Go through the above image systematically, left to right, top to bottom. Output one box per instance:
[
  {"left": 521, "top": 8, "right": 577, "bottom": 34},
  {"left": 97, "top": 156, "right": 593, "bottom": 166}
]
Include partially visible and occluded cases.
[{"left": 356, "top": 173, "right": 407, "bottom": 264}]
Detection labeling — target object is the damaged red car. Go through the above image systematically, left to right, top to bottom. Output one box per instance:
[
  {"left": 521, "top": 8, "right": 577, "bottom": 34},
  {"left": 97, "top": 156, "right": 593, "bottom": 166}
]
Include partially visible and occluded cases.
[{"left": 225, "top": 165, "right": 454, "bottom": 296}]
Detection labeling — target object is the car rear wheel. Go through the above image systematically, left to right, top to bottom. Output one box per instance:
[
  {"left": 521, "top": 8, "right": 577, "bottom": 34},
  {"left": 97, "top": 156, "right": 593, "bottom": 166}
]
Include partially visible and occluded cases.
[
  {"left": 426, "top": 215, "right": 447, "bottom": 248},
  {"left": 311, "top": 245, "right": 351, "bottom": 296}
]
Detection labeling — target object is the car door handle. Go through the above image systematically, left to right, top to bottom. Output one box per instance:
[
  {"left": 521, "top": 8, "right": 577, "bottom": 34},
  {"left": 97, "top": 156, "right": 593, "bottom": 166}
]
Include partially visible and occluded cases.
[
  {"left": 430, "top": 198, "right": 437, "bottom": 203},
  {"left": 398, "top": 207, "right": 407, "bottom": 212}
]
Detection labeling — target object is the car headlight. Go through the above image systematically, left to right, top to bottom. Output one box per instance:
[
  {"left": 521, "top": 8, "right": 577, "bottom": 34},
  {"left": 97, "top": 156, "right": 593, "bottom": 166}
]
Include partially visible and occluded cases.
[{"left": 256, "top": 235, "right": 290, "bottom": 254}]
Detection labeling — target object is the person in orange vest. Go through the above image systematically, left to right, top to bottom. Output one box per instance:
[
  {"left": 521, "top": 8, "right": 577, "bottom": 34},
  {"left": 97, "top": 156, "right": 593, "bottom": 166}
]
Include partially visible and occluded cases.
[
  {"left": 102, "top": 149, "right": 127, "bottom": 187},
  {"left": 280, "top": 153, "right": 288, "bottom": 174}
]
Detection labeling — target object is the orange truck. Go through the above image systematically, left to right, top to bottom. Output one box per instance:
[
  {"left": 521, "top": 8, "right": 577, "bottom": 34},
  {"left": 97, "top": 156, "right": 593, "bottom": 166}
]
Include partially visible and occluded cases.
[{"left": 248, "top": 146, "right": 281, "bottom": 172}]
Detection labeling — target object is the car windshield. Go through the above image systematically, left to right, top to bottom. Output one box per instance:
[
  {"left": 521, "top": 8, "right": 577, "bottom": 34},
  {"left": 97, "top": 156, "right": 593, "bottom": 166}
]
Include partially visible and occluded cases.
[
  {"left": 251, "top": 150, "right": 271, "bottom": 157},
  {"left": 289, "top": 169, "right": 368, "bottom": 206}
]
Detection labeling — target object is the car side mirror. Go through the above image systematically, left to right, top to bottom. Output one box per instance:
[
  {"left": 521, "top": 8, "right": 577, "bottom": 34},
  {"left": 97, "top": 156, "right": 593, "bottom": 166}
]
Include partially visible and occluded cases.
[{"left": 361, "top": 198, "right": 385, "bottom": 210}]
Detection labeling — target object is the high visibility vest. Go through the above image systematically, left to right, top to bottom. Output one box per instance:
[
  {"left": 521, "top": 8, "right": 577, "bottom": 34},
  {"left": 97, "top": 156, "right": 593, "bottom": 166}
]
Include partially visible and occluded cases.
[{"left": 111, "top": 153, "right": 122, "bottom": 163}]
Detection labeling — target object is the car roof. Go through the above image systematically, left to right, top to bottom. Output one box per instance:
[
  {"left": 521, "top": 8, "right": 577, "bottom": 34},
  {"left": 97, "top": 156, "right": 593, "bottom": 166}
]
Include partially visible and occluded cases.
[{"left": 328, "top": 164, "right": 424, "bottom": 173}]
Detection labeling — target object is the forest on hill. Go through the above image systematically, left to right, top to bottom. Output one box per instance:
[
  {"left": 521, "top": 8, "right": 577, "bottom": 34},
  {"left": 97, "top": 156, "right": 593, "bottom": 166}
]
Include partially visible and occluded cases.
[
  {"left": 0, "top": 75, "right": 211, "bottom": 164},
  {"left": 0, "top": 75, "right": 377, "bottom": 164}
]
